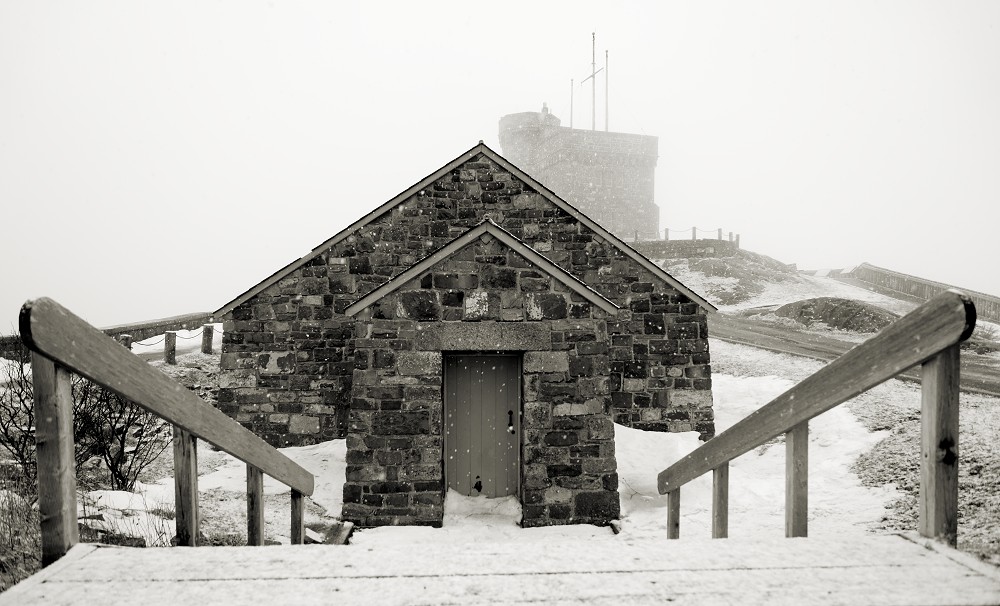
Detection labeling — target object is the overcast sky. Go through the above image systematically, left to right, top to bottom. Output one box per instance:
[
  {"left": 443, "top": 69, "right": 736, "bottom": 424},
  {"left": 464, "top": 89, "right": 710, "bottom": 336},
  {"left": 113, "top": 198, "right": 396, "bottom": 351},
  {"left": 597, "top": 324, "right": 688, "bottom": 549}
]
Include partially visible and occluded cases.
[{"left": 2, "top": 1, "right": 998, "bottom": 332}]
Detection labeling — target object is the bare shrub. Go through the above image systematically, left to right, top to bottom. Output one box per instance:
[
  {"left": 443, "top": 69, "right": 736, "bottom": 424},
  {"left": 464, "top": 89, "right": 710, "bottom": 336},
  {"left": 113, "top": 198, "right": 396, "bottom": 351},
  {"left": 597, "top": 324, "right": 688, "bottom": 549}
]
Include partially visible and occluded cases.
[
  {"left": 0, "top": 335, "right": 171, "bottom": 493},
  {"left": 73, "top": 380, "right": 171, "bottom": 492}
]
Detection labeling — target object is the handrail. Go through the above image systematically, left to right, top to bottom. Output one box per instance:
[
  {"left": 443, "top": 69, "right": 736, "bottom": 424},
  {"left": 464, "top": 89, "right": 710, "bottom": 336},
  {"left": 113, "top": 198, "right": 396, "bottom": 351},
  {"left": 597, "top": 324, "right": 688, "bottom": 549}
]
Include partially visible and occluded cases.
[
  {"left": 657, "top": 289, "right": 976, "bottom": 545},
  {"left": 20, "top": 297, "right": 315, "bottom": 564}
]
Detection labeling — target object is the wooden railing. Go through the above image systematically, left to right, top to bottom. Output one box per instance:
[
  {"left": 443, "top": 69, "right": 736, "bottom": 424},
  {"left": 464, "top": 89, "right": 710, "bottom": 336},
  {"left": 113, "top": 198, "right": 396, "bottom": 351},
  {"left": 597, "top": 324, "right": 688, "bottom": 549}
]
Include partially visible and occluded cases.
[
  {"left": 658, "top": 289, "right": 977, "bottom": 546},
  {"left": 20, "top": 297, "right": 315, "bottom": 565}
]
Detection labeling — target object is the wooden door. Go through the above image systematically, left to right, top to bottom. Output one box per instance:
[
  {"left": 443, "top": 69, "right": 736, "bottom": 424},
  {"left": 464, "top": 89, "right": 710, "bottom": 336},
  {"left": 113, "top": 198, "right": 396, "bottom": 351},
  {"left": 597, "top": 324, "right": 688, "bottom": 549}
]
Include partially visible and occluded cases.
[{"left": 443, "top": 354, "right": 521, "bottom": 498}]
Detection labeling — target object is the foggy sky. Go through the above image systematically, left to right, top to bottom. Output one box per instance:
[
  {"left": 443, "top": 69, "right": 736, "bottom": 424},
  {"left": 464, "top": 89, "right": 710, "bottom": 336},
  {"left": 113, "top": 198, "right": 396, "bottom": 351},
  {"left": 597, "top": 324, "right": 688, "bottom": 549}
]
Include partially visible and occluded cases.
[{"left": 2, "top": 1, "right": 998, "bottom": 332}]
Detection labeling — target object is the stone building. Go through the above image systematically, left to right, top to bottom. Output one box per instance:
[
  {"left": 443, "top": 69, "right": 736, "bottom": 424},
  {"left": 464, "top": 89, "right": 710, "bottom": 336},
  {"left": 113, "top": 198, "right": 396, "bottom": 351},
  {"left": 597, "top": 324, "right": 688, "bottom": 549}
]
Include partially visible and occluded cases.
[
  {"left": 498, "top": 105, "right": 660, "bottom": 241},
  {"left": 213, "top": 142, "right": 715, "bottom": 528}
]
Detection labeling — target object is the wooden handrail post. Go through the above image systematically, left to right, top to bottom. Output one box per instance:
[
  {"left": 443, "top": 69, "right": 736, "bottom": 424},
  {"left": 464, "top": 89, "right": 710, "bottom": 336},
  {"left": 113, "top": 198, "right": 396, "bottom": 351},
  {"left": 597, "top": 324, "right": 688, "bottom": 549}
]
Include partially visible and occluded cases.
[
  {"left": 691, "top": 227, "right": 696, "bottom": 240},
  {"left": 664, "top": 228, "right": 670, "bottom": 241},
  {"left": 717, "top": 228, "right": 723, "bottom": 240},
  {"left": 201, "top": 324, "right": 214, "bottom": 354},
  {"left": 164, "top": 331, "right": 177, "bottom": 365},
  {"left": 919, "top": 344, "right": 960, "bottom": 546},
  {"left": 32, "top": 354, "right": 79, "bottom": 566},
  {"left": 786, "top": 421, "right": 809, "bottom": 538},
  {"left": 173, "top": 426, "right": 199, "bottom": 546},
  {"left": 713, "top": 463, "right": 729, "bottom": 538},
  {"left": 247, "top": 465, "right": 264, "bottom": 546},
  {"left": 666, "top": 489, "right": 680, "bottom": 539},
  {"left": 291, "top": 491, "right": 305, "bottom": 545}
]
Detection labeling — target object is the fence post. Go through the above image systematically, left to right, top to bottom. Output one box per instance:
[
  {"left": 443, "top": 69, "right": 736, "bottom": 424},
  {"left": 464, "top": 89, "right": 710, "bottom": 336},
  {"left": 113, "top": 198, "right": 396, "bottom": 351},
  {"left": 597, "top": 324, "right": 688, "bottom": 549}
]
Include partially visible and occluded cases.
[
  {"left": 691, "top": 227, "right": 697, "bottom": 240},
  {"left": 664, "top": 228, "right": 670, "bottom": 241},
  {"left": 717, "top": 228, "right": 723, "bottom": 240},
  {"left": 729, "top": 231, "right": 733, "bottom": 242},
  {"left": 735, "top": 234, "right": 741, "bottom": 249},
  {"left": 201, "top": 324, "right": 214, "bottom": 354},
  {"left": 164, "top": 331, "right": 176, "bottom": 365},
  {"left": 118, "top": 334, "right": 132, "bottom": 349},
  {"left": 919, "top": 344, "right": 960, "bottom": 546},
  {"left": 32, "top": 354, "right": 79, "bottom": 566},
  {"left": 786, "top": 421, "right": 809, "bottom": 538},
  {"left": 173, "top": 426, "right": 199, "bottom": 546},
  {"left": 713, "top": 462, "right": 729, "bottom": 538},
  {"left": 247, "top": 465, "right": 264, "bottom": 546},
  {"left": 666, "top": 489, "right": 681, "bottom": 539},
  {"left": 291, "top": 491, "right": 305, "bottom": 545}
]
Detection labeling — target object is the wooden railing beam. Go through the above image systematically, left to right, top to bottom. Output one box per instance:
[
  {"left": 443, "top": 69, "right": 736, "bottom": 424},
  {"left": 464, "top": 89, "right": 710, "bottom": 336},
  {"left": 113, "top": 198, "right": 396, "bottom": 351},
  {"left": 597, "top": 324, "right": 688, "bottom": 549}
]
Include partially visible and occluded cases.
[
  {"left": 659, "top": 290, "right": 975, "bottom": 494},
  {"left": 19, "top": 298, "right": 314, "bottom": 497},
  {"left": 919, "top": 345, "right": 960, "bottom": 546},
  {"left": 32, "top": 354, "right": 78, "bottom": 566},
  {"left": 785, "top": 421, "right": 809, "bottom": 538},
  {"left": 712, "top": 463, "right": 729, "bottom": 539}
]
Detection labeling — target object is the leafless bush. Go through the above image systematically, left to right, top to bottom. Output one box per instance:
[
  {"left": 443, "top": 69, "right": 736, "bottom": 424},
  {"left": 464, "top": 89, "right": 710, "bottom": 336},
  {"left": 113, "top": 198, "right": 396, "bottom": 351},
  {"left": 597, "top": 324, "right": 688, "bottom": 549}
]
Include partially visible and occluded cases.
[
  {"left": 0, "top": 336, "right": 171, "bottom": 494},
  {"left": 0, "top": 344, "right": 101, "bottom": 494},
  {"left": 73, "top": 380, "right": 171, "bottom": 492}
]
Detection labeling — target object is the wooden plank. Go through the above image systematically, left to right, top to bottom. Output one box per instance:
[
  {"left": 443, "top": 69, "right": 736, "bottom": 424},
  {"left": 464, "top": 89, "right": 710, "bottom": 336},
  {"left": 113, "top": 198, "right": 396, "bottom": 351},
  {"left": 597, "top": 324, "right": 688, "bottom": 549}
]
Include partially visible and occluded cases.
[
  {"left": 659, "top": 290, "right": 975, "bottom": 493},
  {"left": 19, "top": 297, "right": 314, "bottom": 496},
  {"left": 919, "top": 345, "right": 960, "bottom": 546},
  {"left": 32, "top": 354, "right": 79, "bottom": 566},
  {"left": 785, "top": 422, "right": 808, "bottom": 538},
  {"left": 173, "top": 427, "right": 199, "bottom": 546},
  {"left": 712, "top": 463, "right": 729, "bottom": 539},
  {"left": 247, "top": 465, "right": 264, "bottom": 546},
  {"left": 666, "top": 488, "right": 680, "bottom": 539},
  {"left": 290, "top": 491, "right": 305, "bottom": 545},
  {"left": 5, "top": 535, "right": 999, "bottom": 606}
]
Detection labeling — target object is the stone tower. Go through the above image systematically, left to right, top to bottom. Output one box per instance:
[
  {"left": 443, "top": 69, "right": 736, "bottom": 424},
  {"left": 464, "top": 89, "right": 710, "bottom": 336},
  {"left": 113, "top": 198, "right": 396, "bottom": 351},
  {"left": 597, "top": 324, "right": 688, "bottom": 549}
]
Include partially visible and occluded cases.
[{"left": 498, "top": 104, "right": 660, "bottom": 240}]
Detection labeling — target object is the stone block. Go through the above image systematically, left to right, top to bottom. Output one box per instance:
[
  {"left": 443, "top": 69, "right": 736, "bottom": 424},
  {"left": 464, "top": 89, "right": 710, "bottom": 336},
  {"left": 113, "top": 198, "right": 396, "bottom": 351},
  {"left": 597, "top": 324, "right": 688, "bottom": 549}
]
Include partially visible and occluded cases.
[
  {"left": 464, "top": 290, "right": 499, "bottom": 321},
  {"left": 398, "top": 291, "right": 441, "bottom": 321},
  {"left": 525, "top": 293, "right": 567, "bottom": 320},
  {"left": 523, "top": 351, "right": 569, "bottom": 373},
  {"left": 257, "top": 352, "right": 296, "bottom": 375},
  {"left": 672, "top": 390, "right": 715, "bottom": 408},
  {"left": 552, "top": 399, "right": 603, "bottom": 416},
  {"left": 372, "top": 411, "right": 430, "bottom": 435},
  {"left": 289, "top": 414, "right": 320, "bottom": 434},
  {"left": 574, "top": 491, "right": 621, "bottom": 520}
]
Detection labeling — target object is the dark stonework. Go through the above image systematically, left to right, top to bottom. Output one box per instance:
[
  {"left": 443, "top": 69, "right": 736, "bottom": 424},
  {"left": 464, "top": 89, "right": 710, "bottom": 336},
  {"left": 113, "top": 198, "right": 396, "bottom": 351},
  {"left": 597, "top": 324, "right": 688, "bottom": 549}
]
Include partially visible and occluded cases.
[{"left": 218, "top": 147, "right": 715, "bottom": 527}]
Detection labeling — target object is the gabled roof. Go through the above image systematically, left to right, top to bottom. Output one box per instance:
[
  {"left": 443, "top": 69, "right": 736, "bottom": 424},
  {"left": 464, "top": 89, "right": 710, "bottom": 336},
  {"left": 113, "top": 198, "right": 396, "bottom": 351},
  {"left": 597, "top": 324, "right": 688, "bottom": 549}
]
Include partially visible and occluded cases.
[
  {"left": 214, "top": 142, "right": 715, "bottom": 317},
  {"left": 344, "top": 219, "right": 620, "bottom": 317}
]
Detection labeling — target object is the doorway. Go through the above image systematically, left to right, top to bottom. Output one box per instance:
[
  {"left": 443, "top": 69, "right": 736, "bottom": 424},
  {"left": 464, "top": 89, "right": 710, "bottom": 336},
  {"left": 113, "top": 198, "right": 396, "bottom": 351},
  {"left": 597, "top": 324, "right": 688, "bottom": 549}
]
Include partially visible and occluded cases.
[{"left": 443, "top": 353, "right": 521, "bottom": 498}]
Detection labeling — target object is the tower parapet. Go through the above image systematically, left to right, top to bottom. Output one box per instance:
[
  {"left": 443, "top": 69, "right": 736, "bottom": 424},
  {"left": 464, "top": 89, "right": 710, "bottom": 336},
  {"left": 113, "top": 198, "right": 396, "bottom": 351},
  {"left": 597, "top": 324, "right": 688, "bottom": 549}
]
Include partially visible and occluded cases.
[{"left": 499, "top": 105, "right": 659, "bottom": 240}]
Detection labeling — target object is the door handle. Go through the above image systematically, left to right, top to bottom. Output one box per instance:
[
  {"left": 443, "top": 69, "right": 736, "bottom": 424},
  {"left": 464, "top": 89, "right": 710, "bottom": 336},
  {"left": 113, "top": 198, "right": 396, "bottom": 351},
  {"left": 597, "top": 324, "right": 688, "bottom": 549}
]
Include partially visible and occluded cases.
[{"left": 507, "top": 410, "right": 515, "bottom": 435}]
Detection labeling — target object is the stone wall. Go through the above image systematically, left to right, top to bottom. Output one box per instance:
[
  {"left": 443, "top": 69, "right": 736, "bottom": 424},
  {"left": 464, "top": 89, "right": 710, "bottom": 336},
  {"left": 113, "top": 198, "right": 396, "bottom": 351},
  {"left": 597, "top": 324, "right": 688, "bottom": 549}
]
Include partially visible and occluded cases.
[
  {"left": 498, "top": 109, "right": 660, "bottom": 241},
  {"left": 219, "top": 151, "right": 714, "bottom": 450},
  {"left": 342, "top": 238, "right": 620, "bottom": 527},
  {"left": 633, "top": 239, "right": 740, "bottom": 260},
  {"left": 848, "top": 263, "right": 1000, "bottom": 323}
]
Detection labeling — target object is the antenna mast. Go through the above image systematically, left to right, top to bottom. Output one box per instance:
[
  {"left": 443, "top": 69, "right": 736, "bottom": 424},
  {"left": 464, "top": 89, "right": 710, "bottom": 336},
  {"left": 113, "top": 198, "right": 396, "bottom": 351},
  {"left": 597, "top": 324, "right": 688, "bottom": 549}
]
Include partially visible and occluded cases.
[
  {"left": 580, "top": 32, "right": 605, "bottom": 132},
  {"left": 605, "top": 50, "right": 609, "bottom": 132}
]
